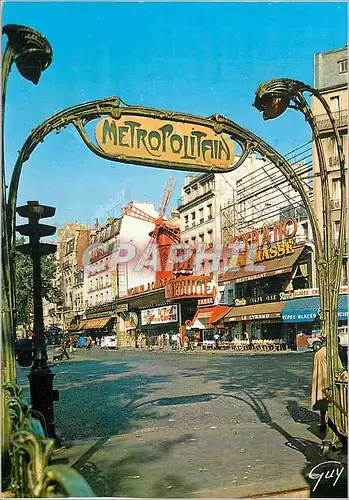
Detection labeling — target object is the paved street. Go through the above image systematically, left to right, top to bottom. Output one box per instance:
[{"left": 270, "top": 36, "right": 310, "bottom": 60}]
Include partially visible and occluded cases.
[{"left": 18, "top": 350, "right": 346, "bottom": 497}]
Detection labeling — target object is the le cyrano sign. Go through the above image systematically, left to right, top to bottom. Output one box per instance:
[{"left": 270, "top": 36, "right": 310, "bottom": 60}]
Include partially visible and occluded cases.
[{"left": 95, "top": 114, "right": 235, "bottom": 169}]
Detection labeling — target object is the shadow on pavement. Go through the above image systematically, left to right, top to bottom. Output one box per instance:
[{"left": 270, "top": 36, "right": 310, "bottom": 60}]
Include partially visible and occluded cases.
[{"left": 68, "top": 433, "right": 195, "bottom": 497}]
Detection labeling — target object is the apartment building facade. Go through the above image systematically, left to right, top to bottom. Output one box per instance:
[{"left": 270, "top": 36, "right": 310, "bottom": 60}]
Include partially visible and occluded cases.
[
  {"left": 312, "top": 45, "right": 348, "bottom": 285},
  {"left": 177, "top": 155, "right": 263, "bottom": 258},
  {"left": 52, "top": 223, "right": 90, "bottom": 330}
]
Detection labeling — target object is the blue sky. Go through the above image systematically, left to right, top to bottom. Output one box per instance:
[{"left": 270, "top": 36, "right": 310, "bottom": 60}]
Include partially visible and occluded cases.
[{"left": 3, "top": 1, "right": 347, "bottom": 229}]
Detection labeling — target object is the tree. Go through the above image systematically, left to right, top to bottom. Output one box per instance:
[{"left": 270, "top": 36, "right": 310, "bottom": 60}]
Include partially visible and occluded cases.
[{"left": 14, "top": 237, "right": 60, "bottom": 328}]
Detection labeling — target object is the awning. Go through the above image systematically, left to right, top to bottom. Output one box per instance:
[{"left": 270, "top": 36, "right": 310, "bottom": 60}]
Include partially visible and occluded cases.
[
  {"left": 219, "top": 246, "right": 304, "bottom": 284},
  {"left": 282, "top": 295, "right": 348, "bottom": 323},
  {"left": 213, "top": 302, "right": 284, "bottom": 324},
  {"left": 191, "top": 305, "right": 230, "bottom": 329},
  {"left": 80, "top": 317, "right": 111, "bottom": 329},
  {"left": 67, "top": 324, "right": 81, "bottom": 332}
]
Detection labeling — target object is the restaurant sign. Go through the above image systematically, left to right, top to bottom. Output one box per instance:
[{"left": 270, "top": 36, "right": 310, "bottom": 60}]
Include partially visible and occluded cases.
[
  {"left": 95, "top": 115, "right": 235, "bottom": 170},
  {"left": 141, "top": 305, "right": 178, "bottom": 326}
]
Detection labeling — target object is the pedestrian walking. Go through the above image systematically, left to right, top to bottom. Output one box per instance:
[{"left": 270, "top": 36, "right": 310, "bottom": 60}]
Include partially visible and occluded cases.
[
  {"left": 214, "top": 331, "right": 220, "bottom": 350},
  {"left": 176, "top": 332, "right": 182, "bottom": 351},
  {"left": 171, "top": 333, "right": 177, "bottom": 350},
  {"left": 183, "top": 334, "right": 189, "bottom": 351},
  {"left": 86, "top": 336, "right": 92, "bottom": 350},
  {"left": 69, "top": 337, "right": 74, "bottom": 353}
]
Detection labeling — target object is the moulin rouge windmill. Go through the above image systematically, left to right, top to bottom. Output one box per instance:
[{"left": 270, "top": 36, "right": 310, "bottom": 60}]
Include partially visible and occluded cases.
[{"left": 124, "top": 177, "right": 187, "bottom": 287}]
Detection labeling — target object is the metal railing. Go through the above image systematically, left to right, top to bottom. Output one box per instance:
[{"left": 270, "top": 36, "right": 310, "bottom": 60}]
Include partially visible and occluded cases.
[
  {"left": 315, "top": 110, "right": 348, "bottom": 131},
  {"left": 329, "top": 155, "right": 346, "bottom": 169},
  {"left": 177, "top": 183, "right": 215, "bottom": 208},
  {"left": 330, "top": 199, "right": 341, "bottom": 210},
  {"left": 3, "top": 382, "right": 94, "bottom": 497}
]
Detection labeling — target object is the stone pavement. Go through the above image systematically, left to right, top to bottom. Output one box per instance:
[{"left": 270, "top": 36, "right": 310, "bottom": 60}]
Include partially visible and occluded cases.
[
  {"left": 27, "top": 349, "right": 346, "bottom": 498},
  {"left": 52, "top": 420, "right": 326, "bottom": 498}
]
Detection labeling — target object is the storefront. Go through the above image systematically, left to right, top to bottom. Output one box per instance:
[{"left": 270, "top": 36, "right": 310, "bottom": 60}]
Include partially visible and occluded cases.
[
  {"left": 281, "top": 294, "right": 348, "bottom": 347},
  {"left": 214, "top": 302, "right": 286, "bottom": 341},
  {"left": 139, "top": 304, "right": 179, "bottom": 343},
  {"left": 191, "top": 305, "right": 230, "bottom": 342},
  {"left": 78, "top": 316, "right": 115, "bottom": 339}
]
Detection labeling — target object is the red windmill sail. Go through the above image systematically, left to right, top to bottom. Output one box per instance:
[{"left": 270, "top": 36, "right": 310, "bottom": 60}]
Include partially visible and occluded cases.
[{"left": 124, "top": 178, "right": 181, "bottom": 287}]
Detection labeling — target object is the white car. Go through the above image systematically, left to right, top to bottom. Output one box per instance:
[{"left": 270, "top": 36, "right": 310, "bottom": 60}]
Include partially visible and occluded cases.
[
  {"left": 307, "top": 326, "right": 348, "bottom": 352},
  {"left": 100, "top": 336, "right": 117, "bottom": 349}
]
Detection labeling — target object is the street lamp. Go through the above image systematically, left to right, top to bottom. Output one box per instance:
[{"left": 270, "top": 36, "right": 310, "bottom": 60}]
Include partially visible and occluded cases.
[
  {"left": 2, "top": 24, "right": 53, "bottom": 457},
  {"left": 253, "top": 78, "right": 347, "bottom": 448}
]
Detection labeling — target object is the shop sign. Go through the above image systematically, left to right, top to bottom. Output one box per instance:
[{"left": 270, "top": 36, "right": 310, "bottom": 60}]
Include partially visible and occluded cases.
[
  {"left": 96, "top": 115, "right": 235, "bottom": 170},
  {"left": 231, "top": 217, "right": 297, "bottom": 252},
  {"left": 235, "top": 239, "right": 295, "bottom": 267},
  {"left": 235, "top": 268, "right": 286, "bottom": 284},
  {"left": 111, "top": 272, "right": 117, "bottom": 297},
  {"left": 165, "top": 276, "right": 216, "bottom": 300},
  {"left": 280, "top": 286, "right": 348, "bottom": 300},
  {"left": 235, "top": 294, "right": 279, "bottom": 306},
  {"left": 198, "top": 297, "right": 214, "bottom": 306},
  {"left": 115, "top": 303, "right": 128, "bottom": 313},
  {"left": 141, "top": 305, "right": 178, "bottom": 325},
  {"left": 197, "top": 311, "right": 212, "bottom": 319},
  {"left": 125, "top": 312, "right": 138, "bottom": 330},
  {"left": 237, "top": 312, "right": 281, "bottom": 321}
]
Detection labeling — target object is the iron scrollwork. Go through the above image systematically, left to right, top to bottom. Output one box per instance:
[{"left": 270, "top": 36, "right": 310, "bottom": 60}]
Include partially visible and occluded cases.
[{"left": 3, "top": 382, "right": 95, "bottom": 497}]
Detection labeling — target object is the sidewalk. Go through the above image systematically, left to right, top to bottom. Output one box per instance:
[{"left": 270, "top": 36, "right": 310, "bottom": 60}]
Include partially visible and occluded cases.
[
  {"left": 113, "top": 346, "right": 308, "bottom": 356},
  {"left": 52, "top": 421, "right": 327, "bottom": 498}
]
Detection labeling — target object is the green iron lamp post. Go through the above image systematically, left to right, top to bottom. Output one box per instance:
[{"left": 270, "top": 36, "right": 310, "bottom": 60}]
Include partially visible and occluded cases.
[
  {"left": 2, "top": 24, "right": 53, "bottom": 461},
  {"left": 253, "top": 78, "right": 347, "bottom": 446}
]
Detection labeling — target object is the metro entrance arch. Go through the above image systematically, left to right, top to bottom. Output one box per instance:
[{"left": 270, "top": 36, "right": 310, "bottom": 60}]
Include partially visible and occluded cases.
[{"left": 2, "top": 24, "right": 346, "bottom": 497}]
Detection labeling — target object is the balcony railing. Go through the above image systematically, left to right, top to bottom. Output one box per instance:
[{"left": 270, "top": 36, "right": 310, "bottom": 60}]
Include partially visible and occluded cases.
[
  {"left": 315, "top": 110, "right": 348, "bottom": 132},
  {"left": 329, "top": 155, "right": 346, "bottom": 169},
  {"left": 177, "top": 182, "right": 215, "bottom": 208},
  {"left": 330, "top": 199, "right": 341, "bottom": 210}
]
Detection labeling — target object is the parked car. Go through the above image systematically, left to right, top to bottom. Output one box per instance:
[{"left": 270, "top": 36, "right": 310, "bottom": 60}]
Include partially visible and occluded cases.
[
  {"left": 307, "top": 326, "right": 348, "bottom": 352},
  {"left": 100, "top": 336, "right": 117, "bottom": 349}
]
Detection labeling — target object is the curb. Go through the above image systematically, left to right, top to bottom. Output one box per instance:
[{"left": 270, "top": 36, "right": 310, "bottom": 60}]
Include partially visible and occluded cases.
[{"left": 244, "top": 487, "right": 309, "bottom": 498}]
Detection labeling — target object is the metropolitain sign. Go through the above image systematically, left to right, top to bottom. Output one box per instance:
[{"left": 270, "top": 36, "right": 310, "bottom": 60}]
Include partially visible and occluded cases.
[{"left": 95, "top": 114, "right": 235, "bottom": 170}]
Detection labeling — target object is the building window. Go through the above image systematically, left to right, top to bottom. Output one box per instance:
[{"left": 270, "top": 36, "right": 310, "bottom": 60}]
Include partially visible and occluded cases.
[
  {"left": 339, "top": 59, "right": 348, "bottom": 74},
  {"left": 330, "top": 96, "right": 340, "bottom": 113},
  {"left": 332, "top": 178, "right": 341, "bottom": 201},
  {"left": 207, "top": 204, "right": 213, "bottom": 220},
  {"left": 199, "top": 208, "right": 204, "bottom": 223},
  {"left": 191, "top": 212, "right": 196, "bottom": 226},
  {"left": 184, "top": 214, "right": 189, "bottom": 229},
  {"left": 334, "top": 221, "right": 340, "bottom": 242},
  {"left": 301, "top": 222, "right": 309, "bottom": 241},
  {"left": 207, "top": 229, "right": 213, "bottom": 243},
  {"left": 199, "top": 233, "right": 205, "bottom": 244},
  {"left": 191, "top": 236, "right": 196, "bottom": 246},
  {"left": 342, "top": 260, "right": 348, "bottom": 285}
]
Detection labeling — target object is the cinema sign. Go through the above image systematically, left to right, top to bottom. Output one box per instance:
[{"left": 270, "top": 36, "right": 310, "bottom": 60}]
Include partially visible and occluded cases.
[{"left": 95, "top": 114, "right": 235, "bottom": 170}]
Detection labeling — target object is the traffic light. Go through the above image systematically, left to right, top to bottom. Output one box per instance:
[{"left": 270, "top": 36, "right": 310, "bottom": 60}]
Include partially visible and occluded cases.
[
  {"left": 15, "top": 201, "right": 59, "bottom": 439},
  {"left": 16, "top": 201, "right": 57, "bottom": 255},
  {"left": 14, "top": 338, "right": 33, "bottom": 367}
]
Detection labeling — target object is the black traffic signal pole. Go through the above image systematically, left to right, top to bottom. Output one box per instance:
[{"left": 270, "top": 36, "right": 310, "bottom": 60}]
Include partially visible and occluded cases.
[{"left": 16, "top": 201, "right": 59, "bottom": 440}]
